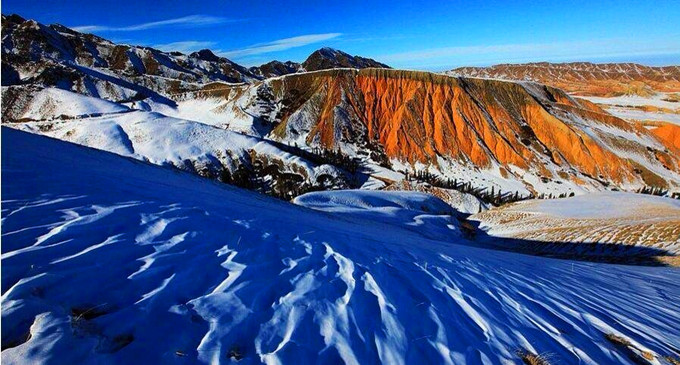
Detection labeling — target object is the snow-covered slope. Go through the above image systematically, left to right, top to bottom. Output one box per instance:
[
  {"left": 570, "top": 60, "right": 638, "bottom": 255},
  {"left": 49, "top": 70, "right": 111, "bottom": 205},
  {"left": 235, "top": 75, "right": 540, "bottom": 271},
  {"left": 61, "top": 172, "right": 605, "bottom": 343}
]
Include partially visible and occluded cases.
[
  {"left": 133, "top": 84, "right": 272, "bottom": 136},
  {"left": 1, "top": 86, "right": 130, "bottom": 122},
  {"left": 579, "top": 94, "right": 680, "bottom": 126},
  {"left": 8, "top": 107, "right": 347, "bottom": 188},
  {"left": 3, "top": 127, "right": 680, "bottom": 364},
  {"left": 472, "top": 192, "right": 680, "bottom": 256}
]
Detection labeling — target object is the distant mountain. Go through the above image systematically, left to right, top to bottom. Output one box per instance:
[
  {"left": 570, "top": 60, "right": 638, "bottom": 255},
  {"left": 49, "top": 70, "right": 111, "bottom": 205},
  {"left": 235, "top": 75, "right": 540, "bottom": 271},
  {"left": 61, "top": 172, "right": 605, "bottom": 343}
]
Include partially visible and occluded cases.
[
  {"left": 1, "top": 14, "right": 390, "bottom": 102},
  {"left": 1, "top": 14, "right": 258, "bottom": 102},
  {"left": 4, "top": 14, "right": 680, "bottom": 200},
  {"left": 302, "top": 47, "right": 390, "bottom": 71},
  {"left": 249, "top": 48, "right": 392, "bottom": 78},
  {"left": 248, "top": 50, "right": 389, "bottom": 79},
  {"left": 249, "top": 60, "right": 302, "bottom": 78},
  {"left": 447, "top": 62, "right": 680, "bottom": 96}
]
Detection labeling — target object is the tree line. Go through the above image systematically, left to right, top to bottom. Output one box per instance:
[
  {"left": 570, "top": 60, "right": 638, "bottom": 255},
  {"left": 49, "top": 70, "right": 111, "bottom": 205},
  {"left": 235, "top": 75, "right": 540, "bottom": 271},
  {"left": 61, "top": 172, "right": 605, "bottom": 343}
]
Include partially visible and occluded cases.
[
  {"left": 274, "top": 142, "right": 362, "bottom": 174},
  {"left": 210, "top": 145, "right": 366, "bottom": 200},
  {"left": 217, "top": 159, "right": 352, "bottom": 200},
  {"left": 405, "top": 169, "right": 575, "bottom": 206},
  {"left": 636, "top": 186, "right": 680, "bottom": 199}
]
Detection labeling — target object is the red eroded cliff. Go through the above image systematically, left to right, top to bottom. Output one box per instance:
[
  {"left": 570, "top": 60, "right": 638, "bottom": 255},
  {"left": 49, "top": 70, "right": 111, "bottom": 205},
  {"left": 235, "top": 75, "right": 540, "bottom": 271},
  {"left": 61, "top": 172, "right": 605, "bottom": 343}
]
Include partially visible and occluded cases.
[{"left": 265, "top": 69, "right": 680, "bottom": 190}]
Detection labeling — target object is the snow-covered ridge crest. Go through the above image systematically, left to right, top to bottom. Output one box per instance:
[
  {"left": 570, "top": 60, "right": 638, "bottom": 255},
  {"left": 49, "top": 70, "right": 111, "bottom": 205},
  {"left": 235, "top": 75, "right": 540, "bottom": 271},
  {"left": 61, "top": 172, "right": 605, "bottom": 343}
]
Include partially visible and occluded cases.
[{"left": 1, "top": 14, "right": 389, "bottom": 102}]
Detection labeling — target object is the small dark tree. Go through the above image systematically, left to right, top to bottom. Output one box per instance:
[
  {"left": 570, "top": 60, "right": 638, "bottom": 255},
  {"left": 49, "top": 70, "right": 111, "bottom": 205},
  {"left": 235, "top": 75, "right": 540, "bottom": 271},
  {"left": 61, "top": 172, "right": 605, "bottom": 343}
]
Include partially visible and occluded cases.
[
  {"left": 232, "top": 164, "right": 253, "bottom": 189},
  {"left": 219, "top": 168, "right": 232, "bottom": 184}
]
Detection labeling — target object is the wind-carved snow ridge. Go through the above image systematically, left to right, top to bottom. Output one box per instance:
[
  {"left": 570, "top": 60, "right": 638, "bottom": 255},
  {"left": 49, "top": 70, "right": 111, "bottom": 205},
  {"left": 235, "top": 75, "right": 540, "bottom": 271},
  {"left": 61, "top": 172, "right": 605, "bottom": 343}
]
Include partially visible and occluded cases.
[{"left": 2, "top": 127, "right": 680, "bottom": 364}]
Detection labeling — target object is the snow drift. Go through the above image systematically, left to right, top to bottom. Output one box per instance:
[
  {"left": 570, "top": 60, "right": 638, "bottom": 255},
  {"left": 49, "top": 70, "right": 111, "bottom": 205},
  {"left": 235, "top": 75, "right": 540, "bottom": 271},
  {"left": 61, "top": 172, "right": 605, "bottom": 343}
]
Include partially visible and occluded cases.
[{"left": 3, "top": 127, "right": 680, "bottom": 364}]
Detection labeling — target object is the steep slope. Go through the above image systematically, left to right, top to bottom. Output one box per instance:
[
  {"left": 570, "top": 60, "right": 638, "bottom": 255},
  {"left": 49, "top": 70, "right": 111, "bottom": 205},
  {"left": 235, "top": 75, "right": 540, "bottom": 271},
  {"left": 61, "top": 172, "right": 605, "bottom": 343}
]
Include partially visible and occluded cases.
[
  {"left": 448, "top": 62, "right": 680, "bottom": 97},
  {"left": 181, "top": 69, "right": 680, "bottom": 196},
  {"left": 652, "top": 123, "right": 680, "bottom": 150},
  {"left": 4, "top": 127, "right": 680, "bottom": 364}
]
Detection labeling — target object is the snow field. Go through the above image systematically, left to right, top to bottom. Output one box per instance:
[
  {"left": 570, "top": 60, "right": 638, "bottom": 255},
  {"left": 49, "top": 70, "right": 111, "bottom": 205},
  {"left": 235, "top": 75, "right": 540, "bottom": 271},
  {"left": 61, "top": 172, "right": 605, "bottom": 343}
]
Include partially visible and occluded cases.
[{"left": 3, "top": 128, "right": 680, "bottom": 364}]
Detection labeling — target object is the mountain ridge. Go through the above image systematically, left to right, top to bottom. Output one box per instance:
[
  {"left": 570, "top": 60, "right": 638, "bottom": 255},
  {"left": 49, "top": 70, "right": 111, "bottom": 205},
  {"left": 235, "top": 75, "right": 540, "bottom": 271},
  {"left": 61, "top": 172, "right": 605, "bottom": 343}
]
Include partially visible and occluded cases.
[
  {"left": 1, "top": 14, "right": 389, "bottom": 100},
  {"left": 3, "top": 14, "right": 680, "bottom": 199},
  {"left": 447, "top": 61, "right": 680, "bottom": 96},
  {"left": 62, "top": 67, "right": 679, "bottom": 196}
]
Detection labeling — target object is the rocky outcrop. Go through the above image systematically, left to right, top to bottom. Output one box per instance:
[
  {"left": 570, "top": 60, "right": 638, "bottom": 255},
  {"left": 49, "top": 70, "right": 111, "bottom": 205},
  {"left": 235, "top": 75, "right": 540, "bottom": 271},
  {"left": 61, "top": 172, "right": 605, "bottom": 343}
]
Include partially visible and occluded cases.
[
  {"left": 302, "top": 47, "right": 389, "bottom": 71},
  {"left": 250, "top": 60, "right": 302, "bottom": 78},
  {"left": 214, "top": 69, "right": 680, "bottom": 194},
  {"left": 651, "top": 123, "right": 680, "bottom": 151}
]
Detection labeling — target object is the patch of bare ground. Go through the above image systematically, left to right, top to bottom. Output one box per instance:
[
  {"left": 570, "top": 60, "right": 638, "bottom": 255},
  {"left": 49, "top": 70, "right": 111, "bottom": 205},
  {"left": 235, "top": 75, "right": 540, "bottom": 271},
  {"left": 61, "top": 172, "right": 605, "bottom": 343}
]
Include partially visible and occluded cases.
[
  {"left": 663, "top": 93, "right": 680, "bottom": 103},
  {"left": 69, "top": 304, "right": 134, "bottom": 353},
  {"left": 605, "top": 334, "right": 656, "bottom": 364},
  {"left": 517, "top": 349, "right": 551, "bottom": 365},
  {"left": 665, "top": 355, "right": 680, "bottom": 365}
]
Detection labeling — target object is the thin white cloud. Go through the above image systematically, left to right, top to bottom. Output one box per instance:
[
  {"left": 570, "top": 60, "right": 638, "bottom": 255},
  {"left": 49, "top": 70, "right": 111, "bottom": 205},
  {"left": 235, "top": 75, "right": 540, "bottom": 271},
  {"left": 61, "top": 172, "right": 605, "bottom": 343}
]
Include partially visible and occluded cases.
[
  {"left": 72, "top": 15, "right": 242, "bottom": 33},
  {"left": 221, "top": 33, "right": 342, "bottom": 59},
  {"left": 378, "top": 38, "right": 680, "bottom": 70},
  {"left": 379, "top": 40, "right": 605, "bottom": 63},
  {"left": 153, "top": 41, "right": 217, "bottom": 54}
]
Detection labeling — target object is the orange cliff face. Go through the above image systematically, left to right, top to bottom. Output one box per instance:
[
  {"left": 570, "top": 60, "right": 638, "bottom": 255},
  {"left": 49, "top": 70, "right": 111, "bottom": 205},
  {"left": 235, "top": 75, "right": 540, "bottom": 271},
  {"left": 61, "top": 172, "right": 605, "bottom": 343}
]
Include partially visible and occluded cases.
[
  {"left": 236, "top": 69, "right": 680, "bottom": 192},
  {"left": 652, "top": 123, "right": 680, "bottom": 151}
]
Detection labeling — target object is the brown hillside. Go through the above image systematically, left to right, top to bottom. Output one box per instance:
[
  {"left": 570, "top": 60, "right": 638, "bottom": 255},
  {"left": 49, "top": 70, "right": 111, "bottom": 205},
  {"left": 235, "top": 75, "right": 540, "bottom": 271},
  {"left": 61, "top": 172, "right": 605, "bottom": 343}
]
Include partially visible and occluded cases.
[{"left": 263, "top": 69, "right": 679, "bottom": 189}]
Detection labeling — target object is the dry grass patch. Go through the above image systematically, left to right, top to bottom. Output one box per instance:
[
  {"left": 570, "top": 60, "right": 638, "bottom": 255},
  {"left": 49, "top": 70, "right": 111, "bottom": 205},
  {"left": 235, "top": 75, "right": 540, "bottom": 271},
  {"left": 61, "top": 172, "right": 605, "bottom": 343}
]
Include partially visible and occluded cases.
[
  {"left": 663, "top": 93, "right": 680, "bottom": 103},
  {"left": 657, "top": 255, "right": 680, "bottom": 267},
  {"left": 605, "top": 333, "right": 656, "bottom": 364},
  {"left": 606, "top": 333, "right": 633, "bottom": 347},
  {"left": 517, "top": 349, "right": 551, "bottom": 365},
  {"left": 665, "top": 355, "right": 680, "bottom": 365}
]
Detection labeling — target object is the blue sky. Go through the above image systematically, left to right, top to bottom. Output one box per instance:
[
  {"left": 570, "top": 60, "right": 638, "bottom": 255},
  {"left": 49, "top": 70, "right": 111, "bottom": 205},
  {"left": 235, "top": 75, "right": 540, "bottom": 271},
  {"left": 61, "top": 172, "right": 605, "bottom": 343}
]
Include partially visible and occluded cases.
[{"left": 4, "top": 0, "right": 680, "bottom": 70}]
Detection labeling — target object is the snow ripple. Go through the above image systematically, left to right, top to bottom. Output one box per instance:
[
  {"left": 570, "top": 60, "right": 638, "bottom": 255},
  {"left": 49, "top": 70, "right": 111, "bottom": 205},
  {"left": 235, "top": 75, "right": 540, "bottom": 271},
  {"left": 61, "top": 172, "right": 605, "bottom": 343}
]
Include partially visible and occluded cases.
[{"left": 2, "top": 128, "right": 680, "bottom": 364}]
